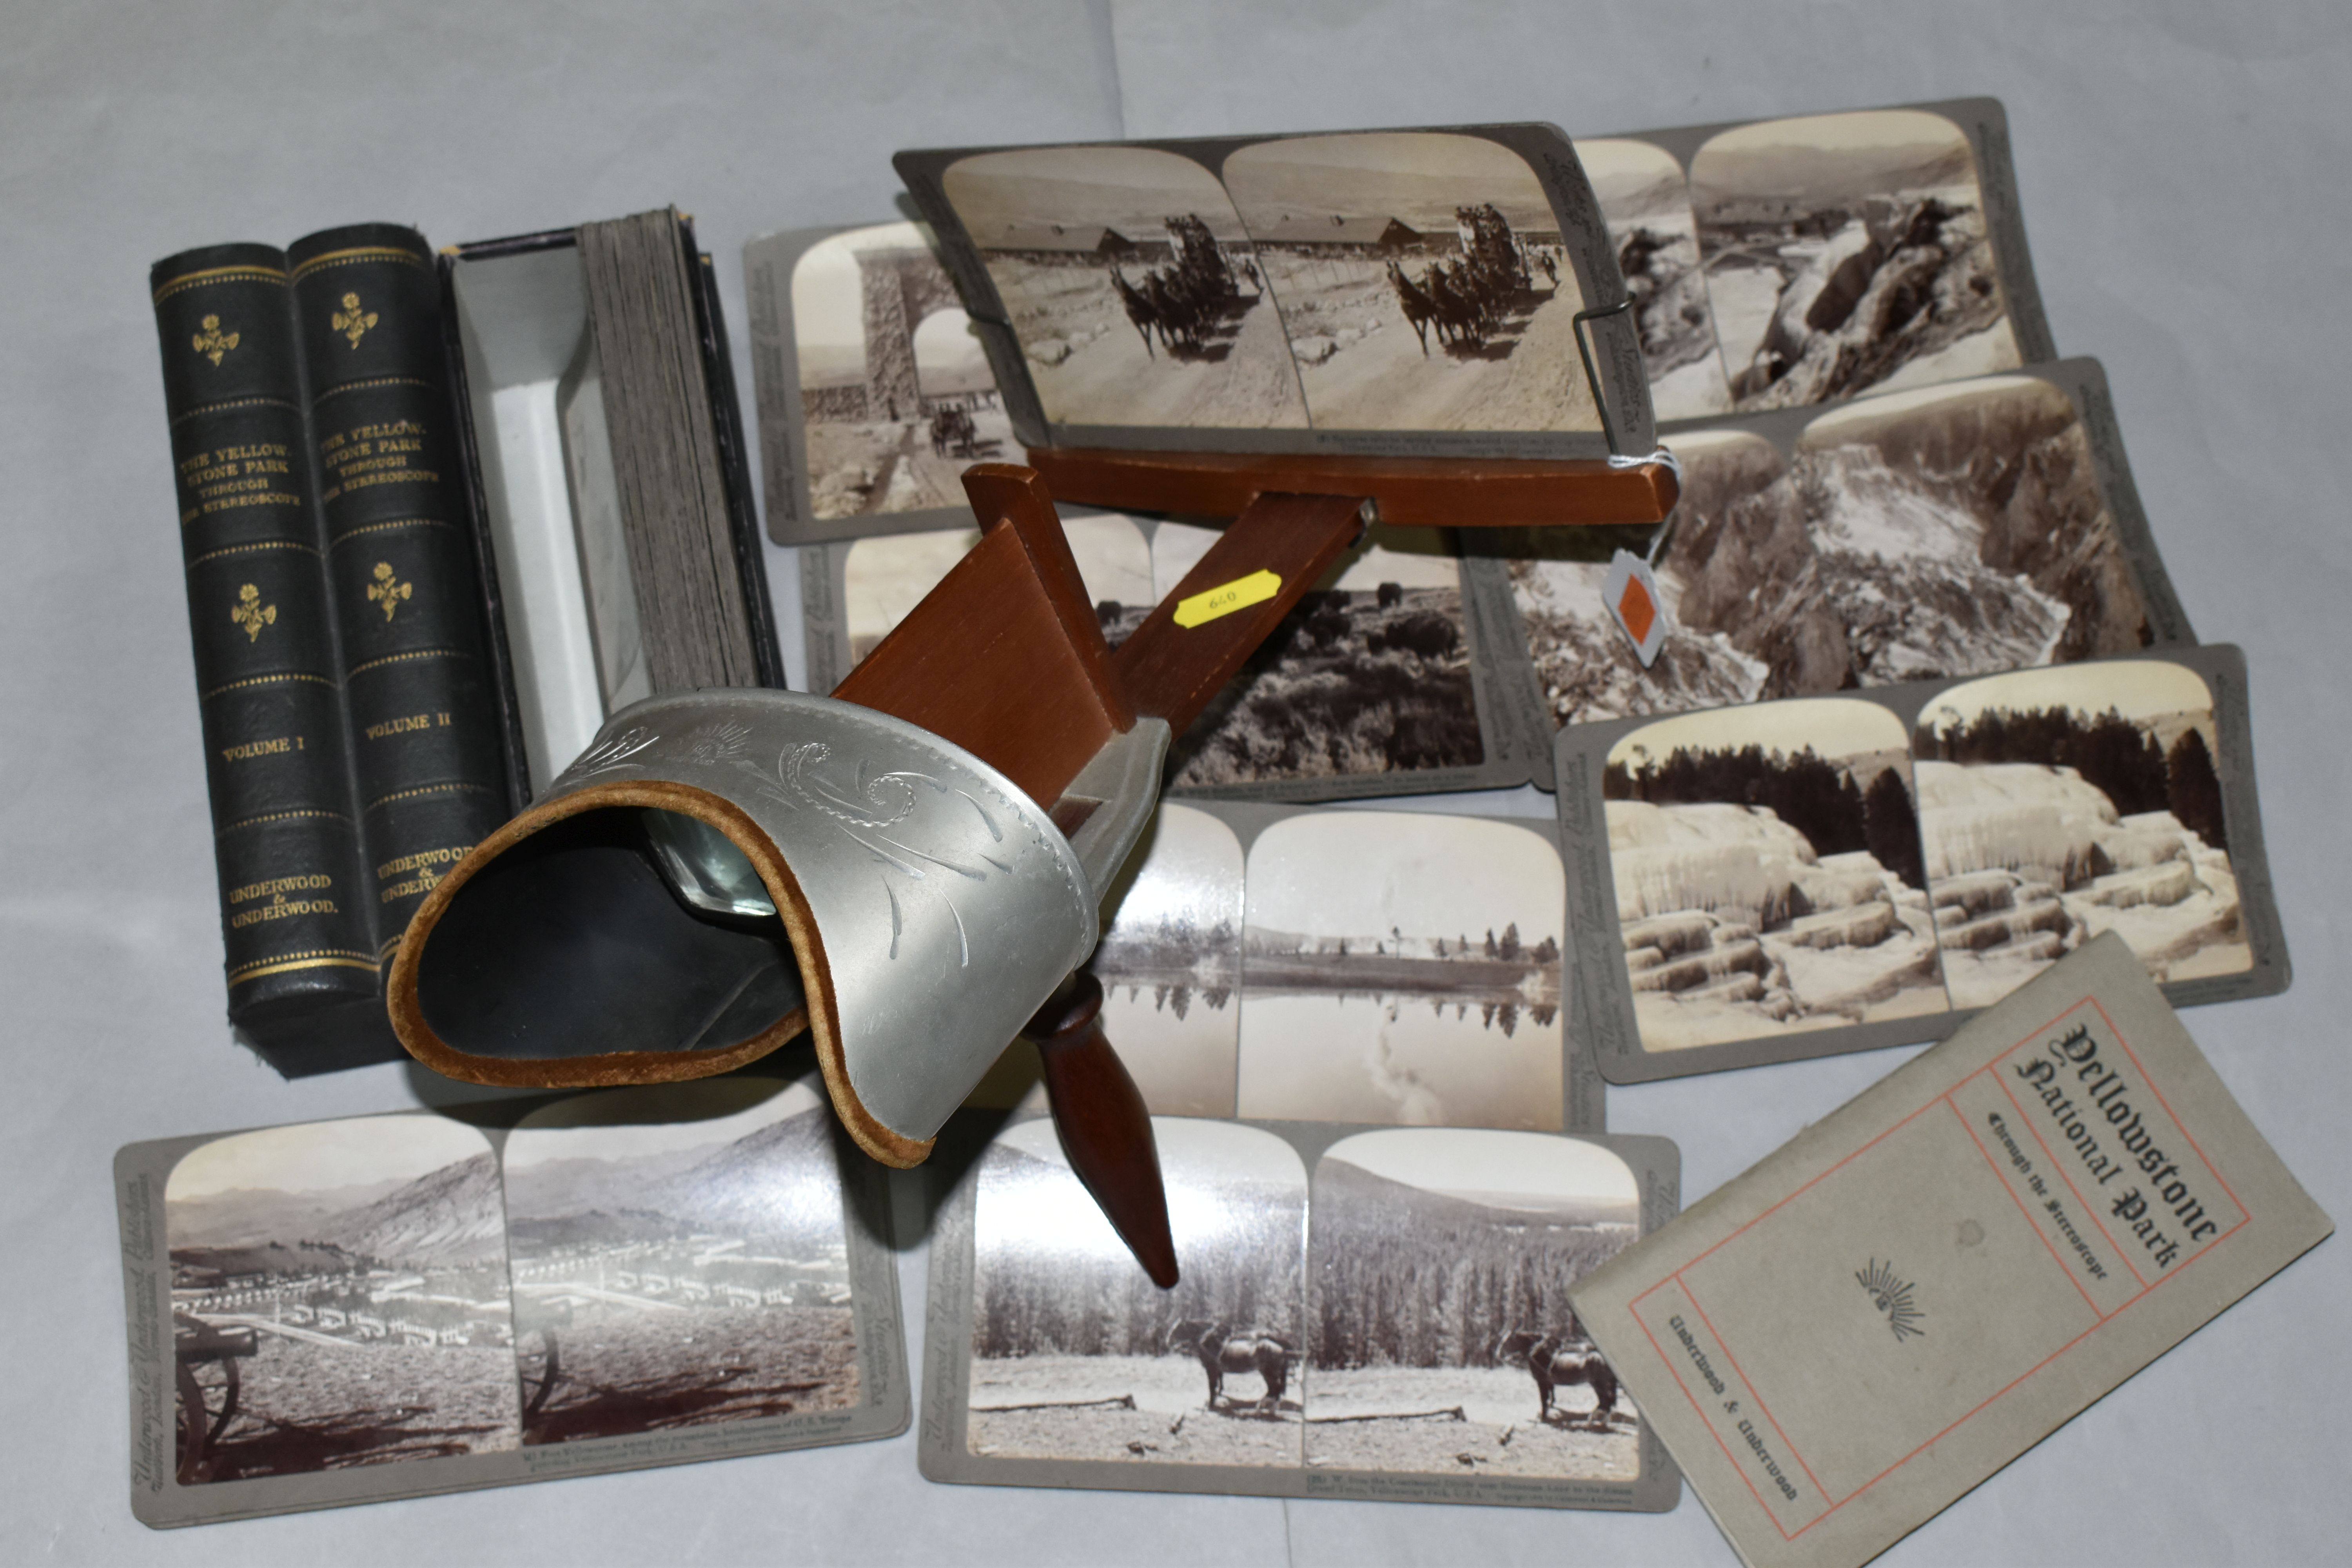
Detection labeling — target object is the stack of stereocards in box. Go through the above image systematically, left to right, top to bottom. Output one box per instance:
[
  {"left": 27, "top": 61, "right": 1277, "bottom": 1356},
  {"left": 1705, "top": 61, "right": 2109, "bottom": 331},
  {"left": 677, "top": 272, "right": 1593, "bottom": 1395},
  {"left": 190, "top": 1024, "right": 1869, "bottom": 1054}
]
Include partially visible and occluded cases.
[{"left": 120, "top": 99, "right": 2314, "bottom": 1550}]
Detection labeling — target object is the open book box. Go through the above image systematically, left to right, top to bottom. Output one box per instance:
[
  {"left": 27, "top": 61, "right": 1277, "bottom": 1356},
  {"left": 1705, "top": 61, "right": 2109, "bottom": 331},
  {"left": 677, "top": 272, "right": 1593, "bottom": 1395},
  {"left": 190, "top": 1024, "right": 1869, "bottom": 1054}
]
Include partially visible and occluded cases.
[{"left": 437, "top": 211, "right": 784, "bottom": 802}]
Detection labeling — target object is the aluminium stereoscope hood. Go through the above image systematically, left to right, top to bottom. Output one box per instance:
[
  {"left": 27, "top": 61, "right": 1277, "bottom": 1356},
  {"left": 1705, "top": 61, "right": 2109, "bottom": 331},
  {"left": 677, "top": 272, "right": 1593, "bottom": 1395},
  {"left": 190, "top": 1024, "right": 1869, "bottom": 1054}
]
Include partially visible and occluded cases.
[{"left": 385, "top": 689, "right": 1099, "bottom": 1167}]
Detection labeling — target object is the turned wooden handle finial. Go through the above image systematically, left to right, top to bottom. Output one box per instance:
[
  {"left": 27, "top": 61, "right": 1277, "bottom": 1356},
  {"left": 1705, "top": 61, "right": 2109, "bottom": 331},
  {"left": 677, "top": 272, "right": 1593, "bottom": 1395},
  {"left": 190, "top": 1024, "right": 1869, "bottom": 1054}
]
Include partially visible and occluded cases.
[{"left": 1019, "top": 971, "right": 1180, "bottom": 1289}]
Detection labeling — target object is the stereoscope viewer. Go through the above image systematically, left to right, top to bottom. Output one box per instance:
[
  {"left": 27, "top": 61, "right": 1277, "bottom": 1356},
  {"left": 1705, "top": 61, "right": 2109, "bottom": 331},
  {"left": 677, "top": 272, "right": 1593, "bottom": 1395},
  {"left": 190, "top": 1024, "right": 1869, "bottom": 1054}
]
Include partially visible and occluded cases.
[{"left": 387, "top": 128, "right": 1677, "bottom": 1286}]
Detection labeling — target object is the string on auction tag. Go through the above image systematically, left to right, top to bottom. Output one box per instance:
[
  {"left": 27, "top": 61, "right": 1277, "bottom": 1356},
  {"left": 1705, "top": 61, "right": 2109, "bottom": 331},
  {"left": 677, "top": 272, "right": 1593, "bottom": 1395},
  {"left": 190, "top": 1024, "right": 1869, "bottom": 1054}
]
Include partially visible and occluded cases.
[{"left": 1595, "top": 445, "right": 1680, "bottom": 666}]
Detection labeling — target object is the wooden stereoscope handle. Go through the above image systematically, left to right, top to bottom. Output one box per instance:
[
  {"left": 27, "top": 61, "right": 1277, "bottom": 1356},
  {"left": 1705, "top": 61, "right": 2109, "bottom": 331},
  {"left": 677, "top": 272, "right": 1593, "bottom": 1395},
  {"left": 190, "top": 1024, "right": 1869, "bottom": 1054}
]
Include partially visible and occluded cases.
[
  {"left": 831, "top": 463, "right": 1368, "bottom": 800},
  {"left": 1111, "top": 490, "right": 1368, "bottom": 737},
  {"left": 1019, "top": 971, "right": 1179, "bottom": 1289}
]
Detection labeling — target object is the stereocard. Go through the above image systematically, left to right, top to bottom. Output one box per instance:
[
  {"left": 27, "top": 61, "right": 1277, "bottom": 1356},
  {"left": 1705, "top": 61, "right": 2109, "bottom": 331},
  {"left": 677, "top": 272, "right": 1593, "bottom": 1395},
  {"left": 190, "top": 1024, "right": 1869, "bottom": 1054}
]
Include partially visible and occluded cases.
[
  {"left": 895, "top": 123, "right": 1652, "bottom": 465},
  {"left": 1471, "top": 357, "right": 2192, "bottom": 790},
  {"left": 797, "top": 514, "right": 1548, "bottom": 801},
  {"left": 1554, "top": 644, "right": 2285, "bottom": 1085},
  {"left": 963, "top": 797, "right": 1603, "bottom": 1136},
  {"left": 116, "top": 1063, "right": 906, "bottom": 1527},
  {"left": 920, "top": 1111, "right": 1681, "bottom": 1512}
]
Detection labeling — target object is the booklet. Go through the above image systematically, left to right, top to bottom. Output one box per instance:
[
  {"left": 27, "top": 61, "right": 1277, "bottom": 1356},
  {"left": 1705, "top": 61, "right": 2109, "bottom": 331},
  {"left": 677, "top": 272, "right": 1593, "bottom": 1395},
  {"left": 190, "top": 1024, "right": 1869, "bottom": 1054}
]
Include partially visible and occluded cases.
[
  {"left": 748, "top": 98, "right": 2045, "bottom": 547},
  {"left": 1555, "top": 644, "right": 2287, "bottom": 1083},
  {"left": 964, "top": 799, "right": 1601, "bottom": 1133},
  {"left": 1569, "top": 935, "right": 2332, "bottom": 1568},
  {"left": 115, "top": 1067, "right": 906, "bottom": 1526},
  {"left": 920, "top": 1111, "right": 1681, "bottom": 1512}
]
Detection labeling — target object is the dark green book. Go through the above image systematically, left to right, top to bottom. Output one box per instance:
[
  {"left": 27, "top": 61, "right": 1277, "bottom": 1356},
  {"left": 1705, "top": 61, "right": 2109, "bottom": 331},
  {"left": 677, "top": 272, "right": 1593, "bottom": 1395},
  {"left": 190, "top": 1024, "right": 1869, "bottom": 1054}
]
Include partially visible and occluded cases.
[
  {"left": 287, "top": 225, "right": 508, "bottom": 958},
  {"left": 150, "top": 227, "right": 511, "bottom": 1071},
  {"left": 151, "top": 244, "right": 383, "bottom": 1058}
]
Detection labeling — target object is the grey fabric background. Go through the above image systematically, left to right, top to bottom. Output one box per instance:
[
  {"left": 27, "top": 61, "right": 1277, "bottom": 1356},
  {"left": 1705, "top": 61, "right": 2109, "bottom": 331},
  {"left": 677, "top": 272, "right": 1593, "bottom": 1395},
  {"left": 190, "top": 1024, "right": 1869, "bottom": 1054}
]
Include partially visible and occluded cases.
[{"left": 3, "top": 2, "right": 2343, "bottom": 1561}]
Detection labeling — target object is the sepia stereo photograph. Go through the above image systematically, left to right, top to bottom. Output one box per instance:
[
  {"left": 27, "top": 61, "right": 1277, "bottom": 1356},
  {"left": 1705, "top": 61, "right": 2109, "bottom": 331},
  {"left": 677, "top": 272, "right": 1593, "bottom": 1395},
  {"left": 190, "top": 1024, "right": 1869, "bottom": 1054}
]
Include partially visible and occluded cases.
[
  {"left": 941, "top": 145, "right": 1308, "bottom": 430},
  {"left": 1601, "top": 697, "right": 1950, "bottom": 1054}
]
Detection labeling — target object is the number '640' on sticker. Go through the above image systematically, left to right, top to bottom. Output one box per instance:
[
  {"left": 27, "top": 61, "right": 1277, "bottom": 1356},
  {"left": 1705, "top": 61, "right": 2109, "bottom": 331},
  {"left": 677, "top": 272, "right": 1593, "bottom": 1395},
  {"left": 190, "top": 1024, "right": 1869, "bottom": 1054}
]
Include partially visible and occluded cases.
[{"left": 1174, "top": 568, "right": 1282, "bottom": 629}]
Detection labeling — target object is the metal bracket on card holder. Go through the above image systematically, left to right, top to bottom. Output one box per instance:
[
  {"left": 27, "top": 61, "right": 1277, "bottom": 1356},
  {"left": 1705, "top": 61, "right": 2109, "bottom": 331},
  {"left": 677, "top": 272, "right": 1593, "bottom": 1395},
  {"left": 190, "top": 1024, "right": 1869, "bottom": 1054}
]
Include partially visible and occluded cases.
[{"left": 1572, "top": 294, "right": 1637, "bottom": 456}]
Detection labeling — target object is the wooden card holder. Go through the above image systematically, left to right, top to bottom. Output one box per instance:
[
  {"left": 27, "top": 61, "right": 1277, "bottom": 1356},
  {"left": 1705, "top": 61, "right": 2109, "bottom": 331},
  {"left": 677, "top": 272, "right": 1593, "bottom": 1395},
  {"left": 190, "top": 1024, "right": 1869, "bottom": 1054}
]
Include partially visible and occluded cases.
[{"left": 1025, "top": 447, "right": 1679, "bottom": 533}]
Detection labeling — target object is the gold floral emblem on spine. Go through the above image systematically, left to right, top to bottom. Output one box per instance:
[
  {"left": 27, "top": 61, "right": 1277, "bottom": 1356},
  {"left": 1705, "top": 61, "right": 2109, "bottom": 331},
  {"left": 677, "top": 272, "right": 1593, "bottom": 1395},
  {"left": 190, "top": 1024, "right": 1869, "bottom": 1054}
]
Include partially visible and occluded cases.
[
  {"left": 332, "top": 292, "right": 378, "bottom": 349},
  {"left": 192, "top": 315, "right": 240, "bottom": 365},
  {"left": 366, "top": 561, "right": 413, "bottom": 621},
  {"left": 231, "top": 583, "right": 276, "bottom": 641}
]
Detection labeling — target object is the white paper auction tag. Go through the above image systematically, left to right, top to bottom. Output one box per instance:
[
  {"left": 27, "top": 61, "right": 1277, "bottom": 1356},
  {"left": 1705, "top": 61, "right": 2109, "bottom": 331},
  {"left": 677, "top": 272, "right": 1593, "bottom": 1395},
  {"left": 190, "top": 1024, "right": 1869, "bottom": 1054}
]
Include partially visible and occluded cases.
[{"left": 1604, "top": 548, "right": 1668, "bottom": 667}]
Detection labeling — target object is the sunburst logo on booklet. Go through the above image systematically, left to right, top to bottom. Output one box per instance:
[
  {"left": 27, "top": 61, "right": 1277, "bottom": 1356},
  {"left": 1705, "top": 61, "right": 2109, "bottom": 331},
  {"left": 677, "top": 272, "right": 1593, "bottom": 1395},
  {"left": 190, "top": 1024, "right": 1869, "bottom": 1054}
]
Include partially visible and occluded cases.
[{"left": 1856, "top": 1258, "right": 1926, "bottom": 1341}]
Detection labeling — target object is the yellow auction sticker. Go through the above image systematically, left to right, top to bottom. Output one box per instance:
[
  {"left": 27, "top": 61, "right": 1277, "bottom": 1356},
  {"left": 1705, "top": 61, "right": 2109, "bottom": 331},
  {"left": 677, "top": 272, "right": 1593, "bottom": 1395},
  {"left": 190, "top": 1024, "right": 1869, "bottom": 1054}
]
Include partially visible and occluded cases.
[{"left": 1172, "top": 569, "right": 1283, "bottom": 629}]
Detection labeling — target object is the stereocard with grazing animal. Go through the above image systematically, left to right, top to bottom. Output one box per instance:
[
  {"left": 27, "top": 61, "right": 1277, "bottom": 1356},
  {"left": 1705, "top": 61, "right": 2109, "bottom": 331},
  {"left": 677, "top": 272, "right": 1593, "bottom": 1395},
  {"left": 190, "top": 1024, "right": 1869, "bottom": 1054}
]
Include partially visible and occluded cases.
[{"left": 921, "top": 1113, "right": 1682, "bottom": 1511}]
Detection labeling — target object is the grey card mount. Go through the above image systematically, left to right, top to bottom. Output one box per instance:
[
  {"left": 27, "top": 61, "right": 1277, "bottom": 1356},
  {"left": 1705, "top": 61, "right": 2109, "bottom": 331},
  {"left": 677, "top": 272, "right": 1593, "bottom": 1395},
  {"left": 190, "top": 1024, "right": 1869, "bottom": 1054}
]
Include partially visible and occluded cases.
[
  {"left": 1587, "top": 96, "right": 2051, "bottom": 424},
  {"left": 893, "top": 123, "right": 1653, "bottom": 464},
  {"left": 746, "top": 220, "right": 1069, "bottom": 545},
  {"left": 1470, "top": 358, "right": 2194, "bottom": 788},
  {"left": 797, "top": 514, "right": 1548, "bottom": 800},
  {"left": 1556, "top": 644, "right": 2286, "bottom": 1085},
  {"left": 963, "top": 799, "right": 1603, "bottom": 1134},
  {"left": 117, "top": 1068, "right": 906, "bottom": 1527},
  {"left": 922, "top": 1110, "right": 1680, "bottom": 1512}
]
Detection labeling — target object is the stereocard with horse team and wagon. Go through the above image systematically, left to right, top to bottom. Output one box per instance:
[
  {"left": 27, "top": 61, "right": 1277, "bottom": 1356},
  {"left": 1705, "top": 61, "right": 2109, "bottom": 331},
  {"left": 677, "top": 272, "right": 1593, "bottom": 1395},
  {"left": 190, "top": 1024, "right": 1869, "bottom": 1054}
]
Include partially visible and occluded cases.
[
  {"left": 748, "top": 98, "right": 2046, "bottom": 548},
  {"left": 894, "top": 121, "right": 1651, "bottom": 462},
  {"left": 114, "top": 1067, "right": 907, "bottom": 1528},
  {"left": 919, "top": 1111, "right": 1681, "bottom": 1513}
]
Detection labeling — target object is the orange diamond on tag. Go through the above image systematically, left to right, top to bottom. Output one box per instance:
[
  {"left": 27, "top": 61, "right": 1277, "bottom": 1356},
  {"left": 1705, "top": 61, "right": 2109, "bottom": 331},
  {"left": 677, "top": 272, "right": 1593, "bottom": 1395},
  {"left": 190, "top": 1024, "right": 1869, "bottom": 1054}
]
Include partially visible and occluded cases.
[{"left": 1616, "top": 575, "right": 1657, "bottom": 644}]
